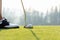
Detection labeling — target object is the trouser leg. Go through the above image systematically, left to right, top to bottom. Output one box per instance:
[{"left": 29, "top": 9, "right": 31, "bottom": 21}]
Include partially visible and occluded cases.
[{"left": 0, "top": 0, "right": 2, "bottom": 20}]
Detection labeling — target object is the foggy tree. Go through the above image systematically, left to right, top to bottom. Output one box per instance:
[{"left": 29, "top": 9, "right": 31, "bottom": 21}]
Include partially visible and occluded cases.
[{"left": 49, "top": 6, "right": 58, "bottom": 25}]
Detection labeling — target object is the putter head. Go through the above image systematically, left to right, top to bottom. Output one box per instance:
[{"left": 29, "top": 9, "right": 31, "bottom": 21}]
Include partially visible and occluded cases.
[{"left": 24, "top": 24, "right": 33, "bottom": 29}]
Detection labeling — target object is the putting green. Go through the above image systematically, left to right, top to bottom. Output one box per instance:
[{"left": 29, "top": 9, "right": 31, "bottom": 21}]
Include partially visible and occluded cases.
[{"left": 0, "top": 26, "right": 60, "bottom": 40}]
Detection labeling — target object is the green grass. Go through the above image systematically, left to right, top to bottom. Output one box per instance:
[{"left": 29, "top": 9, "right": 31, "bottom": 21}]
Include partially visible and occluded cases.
[{"left": 0, "top": 26, "right": 60, "bottom": 40}]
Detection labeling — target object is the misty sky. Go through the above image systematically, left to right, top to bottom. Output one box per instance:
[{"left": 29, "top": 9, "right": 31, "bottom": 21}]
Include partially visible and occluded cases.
[{"left": 2, "top": 0, "right": 60, "bottom": 15}]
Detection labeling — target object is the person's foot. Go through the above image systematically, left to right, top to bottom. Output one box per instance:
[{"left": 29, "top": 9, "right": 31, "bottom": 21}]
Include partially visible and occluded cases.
[
  {"left": 0, "top": 17, "right": 19, "bottom": 28},
  {"left": 0, "top": 17, "right": 9, "bottom": 28},
  {"left": 5, "top": 23, "right": 19, "bottom": 28}
]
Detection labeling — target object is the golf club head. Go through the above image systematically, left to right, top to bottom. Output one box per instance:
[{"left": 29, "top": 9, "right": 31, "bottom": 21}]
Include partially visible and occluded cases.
[{"left": 24, "top": 24, "right": 33, "bottom": 29}]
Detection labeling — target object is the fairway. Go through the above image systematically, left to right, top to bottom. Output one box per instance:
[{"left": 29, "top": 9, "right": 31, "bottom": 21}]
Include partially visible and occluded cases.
[{"left": 0, "top": 26, "right": 60, "bottom": 40}]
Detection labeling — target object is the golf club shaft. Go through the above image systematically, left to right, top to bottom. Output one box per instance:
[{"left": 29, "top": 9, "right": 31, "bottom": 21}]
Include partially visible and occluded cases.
[{"left": 21, "top": 0, "right": 26, "bottom": 26}]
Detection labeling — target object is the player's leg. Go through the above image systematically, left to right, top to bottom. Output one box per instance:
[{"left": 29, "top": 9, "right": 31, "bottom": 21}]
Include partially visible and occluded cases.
[
  {"left": 0, "top": 0, "right": 2, "bottom": 20},
  {"left": 0, "top": 0, "right": 9, "bottom": 27},
  {"left": 0, "top": 0, "right": 19, "bottom": 28}
]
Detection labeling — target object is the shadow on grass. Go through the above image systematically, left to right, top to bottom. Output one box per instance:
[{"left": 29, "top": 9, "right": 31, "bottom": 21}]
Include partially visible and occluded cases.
[
  {"left": 0, "top": 27, "right": 19, "bottom": 31},
  {"left": 30, "top": 30, "right": 40, "bottom": 40}
]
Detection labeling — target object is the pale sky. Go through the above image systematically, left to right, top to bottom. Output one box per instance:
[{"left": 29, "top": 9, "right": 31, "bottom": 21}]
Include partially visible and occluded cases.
[
  {"left": 2, "top": 0, "right": 60, "bottom": 15},
  {"left": 23, "top": 0, "right": 60, "bottom": 13}
]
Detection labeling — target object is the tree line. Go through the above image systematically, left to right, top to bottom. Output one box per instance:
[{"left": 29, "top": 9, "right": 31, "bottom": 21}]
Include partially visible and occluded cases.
[
  {"left": 2, "top": 6, "right": 60, "bottom": 25},
  {"left": 20, "top": 6, "right": 60, "bottom": 25}
]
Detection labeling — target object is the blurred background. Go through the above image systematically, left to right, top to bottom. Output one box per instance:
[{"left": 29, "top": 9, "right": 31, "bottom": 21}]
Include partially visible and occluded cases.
[{"left": 2, "top": 0, "right": 60, "bottom": 25}]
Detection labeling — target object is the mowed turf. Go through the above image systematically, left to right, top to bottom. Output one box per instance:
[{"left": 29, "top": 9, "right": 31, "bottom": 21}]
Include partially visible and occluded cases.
[{"left": 0, "top": 26, "right": 60, "bottom": 40}]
